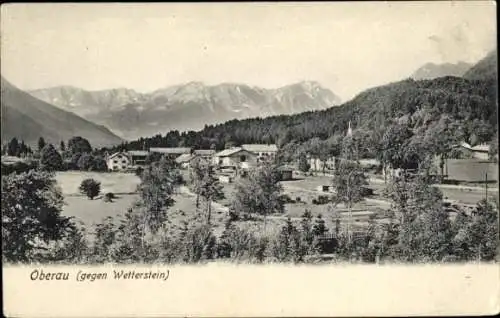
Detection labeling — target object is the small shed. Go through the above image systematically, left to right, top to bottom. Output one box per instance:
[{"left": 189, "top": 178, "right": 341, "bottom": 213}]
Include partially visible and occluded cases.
[{"left": 277, "top": 166, "right": 294, "bottom": 181}]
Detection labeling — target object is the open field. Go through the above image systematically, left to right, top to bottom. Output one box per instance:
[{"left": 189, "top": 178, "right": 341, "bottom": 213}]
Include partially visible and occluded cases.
[
  {"left": 57, "top": 170, "right": 491, "bottom": 242},
  {"left": 55, "top": 171, "right": 141, "bottom": 195}
]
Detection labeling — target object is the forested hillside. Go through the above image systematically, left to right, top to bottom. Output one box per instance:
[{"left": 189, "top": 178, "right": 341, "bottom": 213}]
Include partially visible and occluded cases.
[{"left": 115, "top": 75, "right": 497, "bottom": 160}]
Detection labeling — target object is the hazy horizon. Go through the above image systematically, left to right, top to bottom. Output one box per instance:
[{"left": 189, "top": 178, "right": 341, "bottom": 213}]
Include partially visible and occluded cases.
[{"left": 1, "top": 2, "right": 496, "bottom": 101}]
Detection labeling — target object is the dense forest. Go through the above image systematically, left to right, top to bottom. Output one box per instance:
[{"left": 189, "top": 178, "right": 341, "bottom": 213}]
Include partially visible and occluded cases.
[{"left": 112, "top": 75, "right": 497, "bottom": 162}]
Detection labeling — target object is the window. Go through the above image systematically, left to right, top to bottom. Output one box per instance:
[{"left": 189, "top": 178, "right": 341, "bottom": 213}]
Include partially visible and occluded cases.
[
  {"left": 240, "top": 155, "right": 247, "bottom": 162},
  {"left": 113, "top": 160, "right": 118, "bottom": 164},
  {"left": 122, "top": 160, "right": 127, "bottom": 164}
]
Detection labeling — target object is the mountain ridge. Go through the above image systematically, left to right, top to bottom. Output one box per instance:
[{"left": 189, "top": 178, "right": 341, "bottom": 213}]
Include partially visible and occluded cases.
[
  {"left": 410, "top": 61, "right": 472, "bottom": 80},
  {"left": 1, "top": 77, "right": 123, "bottom": 147},
  {"left": 28, "top": 81, "right": 341, "bottom": 139}
]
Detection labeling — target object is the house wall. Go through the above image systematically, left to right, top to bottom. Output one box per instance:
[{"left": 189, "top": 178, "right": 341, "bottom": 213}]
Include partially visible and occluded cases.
[
  {"left": 216, "top": 150, "right": 257, "bottom": 168},
  {"left": 473, "top": 152, "right": 489, "bottom": 160},
  {"left": 107, "top": 154, "right": 130, "bottom": 171},
  {"left": 309, "top": 157, "right": 336, "bottom": 171}
]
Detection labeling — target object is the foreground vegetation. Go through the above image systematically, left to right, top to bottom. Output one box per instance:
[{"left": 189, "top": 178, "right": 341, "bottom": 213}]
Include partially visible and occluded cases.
[{"left": 2, "top": 153, "right": 498, "bottom": 265}]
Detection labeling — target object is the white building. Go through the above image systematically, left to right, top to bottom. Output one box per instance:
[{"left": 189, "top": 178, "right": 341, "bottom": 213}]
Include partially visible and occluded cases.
[
  {"left": 459, "top": 142, "right": 490, "bottom": 160},
  {"left": 241, "top": 144, "right": 278, "bottom": 162},
  {"left": 212, "top": 147, "right": 257, "bottom": 169},
  {"left": 106, "top": 152, "right": 130, "bottom": 171}
]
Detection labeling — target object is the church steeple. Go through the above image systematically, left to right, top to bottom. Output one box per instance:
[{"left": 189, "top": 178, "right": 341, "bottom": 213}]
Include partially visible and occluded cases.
[{"left": 347, "top": 121, "right": 353, "bottom": 137}]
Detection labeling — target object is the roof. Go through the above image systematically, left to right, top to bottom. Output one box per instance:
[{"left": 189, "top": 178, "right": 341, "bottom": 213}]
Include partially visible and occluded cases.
[
  {"left": 459, "top": 142, "right": 490, "bottom": 152},
  {"left": 460, "top": 142, "right": 472, "bottom": 150},
  {"left": 241, "top": 144, "right": 278, "bottom": 153},
  {"left": 471, "top": 144, "right": 490, "bottom": 152},
  {"left": 149, "top": 147, "right": 191, "bottom": 154},
  {"left": 214, "top": 147, "right": 254, "bottom": 157},
  {"left": 193, "top": 149, "right": 216, "bottom": 156},
  {"left": 127, "top": 150, "right": 149, "bottom": 156},
  {"left": 108, "top": 152, "right": 130, "bottom": 160},
  {"left": 175, "top": 153, "right": 195, "bottom": 163},
  {"left": 1, "top": 156, "right": 25, "bottom": 163},
  {"left": 278, "top": 165, "right": 294, "bottom": 171}
]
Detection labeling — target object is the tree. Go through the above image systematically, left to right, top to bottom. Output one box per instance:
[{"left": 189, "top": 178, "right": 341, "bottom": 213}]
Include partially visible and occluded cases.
[
  {"left": 378, "top": 122, "right": 415, "bottom": 175},
  {"left": 67, "top": 136, "right": 92, "bottom": 155},
  {"left": 7, "top": 137, "right": 19, "bottom": 157},
  {"left": 38, "top": 137, "right": 46, "bottom": 153},
  {"left": 60, "top": 141, "right": 66, "bottom": 153},
  {"left": 39, "top": 144, "right": 63, "bottom": 171},
  {"left": 77, "top": 153, "right": 94, "bottom": 171},
  {"left": 298, "top": 154, "right": 310, "bottom": 173},
  {"left": 91, "top": 155, "right": 108, "bottom": 172},
  {"left": 137, "top": 157, "right": 178, "bottom": 233},
  {"left": 189, "top": 157, "right": 205, "bottom": 209},
  {"left": 332, "top": 159, "right": 368, "bottom": 245},
  {"left": 384, "top": 161, "right": 454, "bottom": 261},
  {"left": 231, "top": 162, "right": 284, "bottom": 232},
  {"left": 198, "top": 164, "right": 225, "bottom": 224},
  {"left": 2, "top": 170, "right": 73, "bottom": 263},
  {"left": 79, "top": 178, "right": 101, "bottom": 200},
  {"left": 462, "top": 199, "right": 499, "bottom": 261}
]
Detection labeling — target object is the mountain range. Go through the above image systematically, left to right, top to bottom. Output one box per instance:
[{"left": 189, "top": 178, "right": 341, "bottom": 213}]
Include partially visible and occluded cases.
[
  {"left": 117, "top": 49, "right": 498, "bottom": 152},
  {"left": 463, "top": 50, "right": 498, "bottom": 82},
  {"left": 410, "top": 61, "right": 472, "bottom": 80},
  {"left": 1, "top": 77, "right": 123, "bottom": 147},
  {"left": 28, "top": 81, "right": 341, "bottom": 140}
]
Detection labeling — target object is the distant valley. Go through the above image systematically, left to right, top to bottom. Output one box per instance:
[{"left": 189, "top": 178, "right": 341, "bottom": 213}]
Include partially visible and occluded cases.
[{"left": 29, "top": 81, "right": 341, "bottom": 140}]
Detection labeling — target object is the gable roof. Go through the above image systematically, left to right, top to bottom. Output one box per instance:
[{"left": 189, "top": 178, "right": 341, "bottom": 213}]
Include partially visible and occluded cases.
[
  {"left": 459, "top": 142, "right": 490, "bottom": 152},
  {"left": 460, "top": 142, "right": 472, "bottom": 150},
  {"left": 241, "top": 144, "right": 278, "bottom": 153},
  {"left": 149, "top": 147, "right": 191, "bottom": 154},
  {"left": 214, "top": 147, "right": 256, "bottom": 157},
  {"left": 193, "top": 149, "right": 216, "bottom": 156},
  {"left": 108, "top": 152, "right": 130, "bottom": 160},
  {"left": 175, "top": 153, "right": 195, "bottom": 163}
]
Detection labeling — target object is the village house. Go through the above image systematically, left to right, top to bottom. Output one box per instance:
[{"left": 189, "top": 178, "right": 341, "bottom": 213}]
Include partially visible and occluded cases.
[
  {"left": 459, "top": 142, "right": 490, "bottom": 160},
  {"left": 241, "top": 144, "right": 278, "bottom": 163},
  {"left": 212, "top": 147, "right": 257, "bottom": 170},
  {"left": 174, "top": 149, "right": 216, "bottom": 169},
  {"left": 127, "top": 150, "right": 149, "bottom": 167},
  {"left": 106, "top": 152, "right": 130, "bottom": 171},
  {"left": 175, "top": 153, "right": 195, "bottom": 169},
  {"left": 308, "top": 156, "right": 336, "bottom": 172},
  {"left": 277, "top": 165, "right": 294, "bottom": 181}
]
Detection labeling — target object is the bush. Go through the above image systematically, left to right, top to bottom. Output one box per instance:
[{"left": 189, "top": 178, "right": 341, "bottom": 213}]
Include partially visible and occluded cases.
[
  {"left": 39, "top": 144, "right": 63, "bottom": 171},
  {"left": 135, "top": 166, "right": 144, "bottom": 177},
  {"left": 79, "top": 178, "right": 101, "bottom": 200},
  {"left": 103, "top": 192, "right": 115, "bottom": 202},
  {"left": 279, "top": 194, "right": 295, "bottom": 204},
  {"left": 313, "top": 195, "right": 331, "bottom": 205}
]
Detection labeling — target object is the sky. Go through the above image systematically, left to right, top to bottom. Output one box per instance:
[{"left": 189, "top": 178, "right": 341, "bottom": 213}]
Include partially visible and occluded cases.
[{"left": 1, "top": 2, "right": 497, "bottom": 101}]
